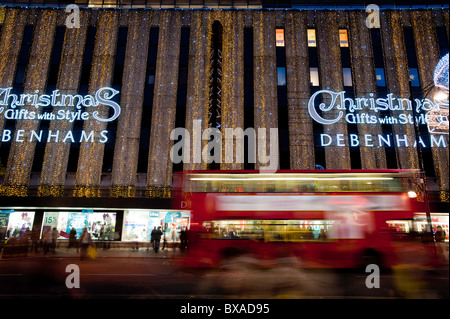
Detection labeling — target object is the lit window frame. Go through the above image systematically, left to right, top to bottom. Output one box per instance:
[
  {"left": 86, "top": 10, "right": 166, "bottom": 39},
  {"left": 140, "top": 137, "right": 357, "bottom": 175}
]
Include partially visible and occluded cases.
[
  {"left": 276, "top": 28, "right": 285, "bottom": 47},
  {"left": 307, "top": 29, "right": 317, "bottom": 47},
  {"left": 339, "top": 29, "right": 349, "bottom": 48}
]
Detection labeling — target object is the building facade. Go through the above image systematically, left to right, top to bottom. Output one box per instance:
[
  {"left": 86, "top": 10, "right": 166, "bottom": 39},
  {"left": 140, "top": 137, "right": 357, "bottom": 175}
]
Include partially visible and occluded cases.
[{"left": 0, "top": 1, "right": 448, "bottom": 242}]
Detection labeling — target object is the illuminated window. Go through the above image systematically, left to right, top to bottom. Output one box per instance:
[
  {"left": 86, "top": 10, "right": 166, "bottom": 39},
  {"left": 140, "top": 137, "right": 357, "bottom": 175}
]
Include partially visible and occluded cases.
[
  {"left": 276, "top": 29, "right": 285, "bottom": 47},
  {"left": 307, "top": 29, "right": 316, "bottom": 47},
  {"left": 339, "top": 29, "right": 349, "bottom": 47},
  {"left": 277, "top": 67, "right": 286, "bottom": 86},
  {"left": 310, "top": 67, "right": 320, "bottom": 86},
  {"left": 343, "top": 68, "right": 352, "bottom": 87},
  {"left": 375, "top": 68, "right": 386, "bottom": 86},
  {"left": 409, "top": 68, "right": 420, "bottom": 87}
]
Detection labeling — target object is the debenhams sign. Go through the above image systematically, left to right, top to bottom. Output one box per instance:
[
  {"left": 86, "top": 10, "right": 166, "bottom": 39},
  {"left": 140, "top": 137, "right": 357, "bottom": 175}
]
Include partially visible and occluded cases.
[
  {"left": 0, "top": 87, "right": 120, "bottom": 143},
  {"left": 308, "top": 90, "right": 448, "bottom": 148}
]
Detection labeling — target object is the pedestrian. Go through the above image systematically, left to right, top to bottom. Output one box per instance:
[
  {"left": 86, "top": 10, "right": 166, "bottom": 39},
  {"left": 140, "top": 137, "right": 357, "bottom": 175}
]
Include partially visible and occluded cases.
[
  {"left": 434, "top": 225, "right": 446, "bottom": 242},
  {"left": 150, "top": 226, "right": 156, "bottom": 251},
  {"left": 154, "top": 226, "right": 163, "bottom": 253},
  {"left": 434, "top": 226, "right": 448, "bottom": 262},
  {"left": 51, "top": 227, "right": 59, "bottom": 254},
  {"left": 68, "top": 227, "right": 77, "bottom": 249},
  {"left": 104, "top": 227, "right": 111, "bottom": 250},
  {"left": 30, "top": 228, "right": 40, "bottom": 253},
  {"left": 79, "top": 228, "right": 91, "bottom": 260},
  {"left": 179, "top": 228, "right": 187, "bottom": 252},
  {"left": 43, "top": 229, "right": 52, "bottom": 254}
]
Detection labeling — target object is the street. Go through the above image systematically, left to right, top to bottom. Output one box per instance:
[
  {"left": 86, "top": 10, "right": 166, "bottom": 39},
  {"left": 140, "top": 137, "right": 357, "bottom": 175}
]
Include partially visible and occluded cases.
[{"left": 0, "top": 248, "right": 447, "bottom": 299}]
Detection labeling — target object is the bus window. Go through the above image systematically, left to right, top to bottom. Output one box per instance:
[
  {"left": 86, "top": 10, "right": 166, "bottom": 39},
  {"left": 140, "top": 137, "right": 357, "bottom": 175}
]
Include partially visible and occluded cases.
[{"left": 208, "top": 220, "right": 333, "bottom": 242}]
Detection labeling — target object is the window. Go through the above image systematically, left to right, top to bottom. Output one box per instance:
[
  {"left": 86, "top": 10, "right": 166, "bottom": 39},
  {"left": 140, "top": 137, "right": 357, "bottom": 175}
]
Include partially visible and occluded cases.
[
  {"left": 276, "top": 29, "right": 285, "bottom": 47},
  {"left": 307, "top": 29, "right": 316, "bottom": 47},
  {"left": 339, "top": 29, "right": 349, "bottom": 47},
  {"left": 277, "top": 67, "right": 286, "bottom": 86},
  {"left": 310, "top": 67, "right": 320, "bottom": 86},
  {"left": 343, "top": 68, "right": 352, "bottom": 87},
  {"left": 375, "top": 68, "right": 386, "bottom": 87},
  {"left": 409, "top": 68, "right": 420, "bottom": 87},
  {"left": 147, "top": 75, "right": 155, "bottom": 85},
  {"left": 208, "top": 219, "right": 335, "bottom": 241}
]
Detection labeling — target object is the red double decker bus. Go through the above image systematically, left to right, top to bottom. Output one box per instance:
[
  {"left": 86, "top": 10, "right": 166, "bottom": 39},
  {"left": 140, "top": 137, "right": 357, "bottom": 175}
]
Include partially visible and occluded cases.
[{"left": 173, "top": 169, "right": 434, "bottom": 269}]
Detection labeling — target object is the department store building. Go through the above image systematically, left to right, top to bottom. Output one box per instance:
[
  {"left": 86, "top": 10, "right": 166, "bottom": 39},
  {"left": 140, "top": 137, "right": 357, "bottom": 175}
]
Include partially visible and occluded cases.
[{"left": 0, "top": 1, "right": 448, "bottom": 242}]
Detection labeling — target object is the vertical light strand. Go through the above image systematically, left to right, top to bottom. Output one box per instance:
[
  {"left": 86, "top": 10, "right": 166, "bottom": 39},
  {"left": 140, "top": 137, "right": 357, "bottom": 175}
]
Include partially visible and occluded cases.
[
  {"left": 0, "top": 8, "right": 27, "bottom": 158},
  {"left": 3, "top": 9, "right": 57, "bottom": 196},
  {"left": 74, "top": 10, "right": 119, "bottom": 197},
  {"left": 110, "top": 10, "right": 152, "bottom": 198},
  {"left": 146, "top": 10, "right": 182, "bottom": 198},
  {"left": 184, "top": 10, "right": 212, "bottom": 172},
  {"left": 221, "top": 10, "right": 244, "bottom": 170},
  {"left": 38, "top": 11, "right": 89, "bottom": 197},
  {"left": 253, "top": 11, "right": 279, "bottom": 171},
  {"left": 285, "top": 11, "right": 315, "bottom": 170},
  {"left": 316, "top": 11, "right": 351, "bottom": 170},
  {"left": 348, "top": 11, "right": 387, "bottom": 169},
  {"left": 381, "top": 11, "right": 419, "bottom": 170},
  {"left": 411, "top": 11, "right": 449, "bottom": 202}
]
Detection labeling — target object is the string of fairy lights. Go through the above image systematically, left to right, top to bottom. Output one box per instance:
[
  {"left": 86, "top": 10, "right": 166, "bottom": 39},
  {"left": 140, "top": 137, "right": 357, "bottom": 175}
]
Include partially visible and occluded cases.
[
  {"left": 0, "top": 7, "right": 448, "bottom": 201},
  {"left": 3, "top": 9, "right": 57, "bottom": 196},
  {"left": 38, "top": 10, "right": 90, "bottom": 198},
  {"left": 110, "top": 10, "right": 154, "bottom": 198},
  {"left": 146, "top": 10, "right": 182, "bottom": 199},
  {"left": 183, "top": 10, "right": 212, "bottom": 174},
  {"left": 220, "top": 10, "right": 245, "bottom": 170},
  {"left": 253, "top": 10, "right": 279, "bottom": 170},
  {"left": 284, "top": 11, "right": 315, "bottom": 170},
  {"left": 348, "top": 11, "right": 387, "bottom": 170},
  {"left": 412, "top": 11, "right": 449, "bottom": 202}
]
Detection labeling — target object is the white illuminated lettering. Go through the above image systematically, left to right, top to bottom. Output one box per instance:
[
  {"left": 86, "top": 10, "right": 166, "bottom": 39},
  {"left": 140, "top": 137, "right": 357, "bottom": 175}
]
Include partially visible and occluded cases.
[
  {"left": 0, "top": 87, "right": 121, "bottom": 123},
  {"left": 93, "top": 87, "right": 121, "bottom": 122},
  {"left": 308, "top": 90, "right": 343, "bottom": 125},
  {"left": 2, "top": 129, "right": 11, "bottom": 142},
  {"left": 15, "top": 129, "right": 24, "bottom": 142},
  {"left": 30, "top": 130, "right": 43, "bottom": 142},
  {"left": 47, "top": 130, "right": 60, "bottom": 142},
  {"left": 80, "top": 130, "right": 94, "bottom": 143},
  {"left": 99, "top": 130, "right": 109, "bottom": 143},
  {"left": 63, "top": 131, "right": 75, "bottom": 143},
  {"left": 321, "top": 134, "right": 333, "bottom": 146},
  {"left": 336, "top": 134, "right": 345, "bottom": 146},
  {"left": 350, "top": 134, "right": 360, "bottom": 147},
  {"left": 364, "top": 134, "right": 374, "bottom": 147},
  {"left": 378, "top": 135, "right": 391, "bottom": 147},
  {"left": 396, "top": 135, "right": 409, "bottom": 147},
  {"left": 431, "top": 135, "right": 447, "bottom": 148},
  {"left": 413, "top": 137, "right": 427, "bottom": 148}
]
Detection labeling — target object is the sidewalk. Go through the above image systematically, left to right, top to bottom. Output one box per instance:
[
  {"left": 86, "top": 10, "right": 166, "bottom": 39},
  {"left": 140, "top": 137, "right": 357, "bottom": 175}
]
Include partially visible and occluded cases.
[{"left": 1, "top": 245, "right": 185, "bottom": 260}]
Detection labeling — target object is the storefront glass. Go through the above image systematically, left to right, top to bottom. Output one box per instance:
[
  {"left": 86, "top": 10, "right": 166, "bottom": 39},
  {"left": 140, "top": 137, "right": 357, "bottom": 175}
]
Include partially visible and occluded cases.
[
  {"left": 0, "top": 210, "right": 35, "bottom": 239},
  {"left": 122, "top": 210, "right": 191, "bottom": 243},
  {"left": 41, "top": 211, "right": 117, "bottom": 240}
]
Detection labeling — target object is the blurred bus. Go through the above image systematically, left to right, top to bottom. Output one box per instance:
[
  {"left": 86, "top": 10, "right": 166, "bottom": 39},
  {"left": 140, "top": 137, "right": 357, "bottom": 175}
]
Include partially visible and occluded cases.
[{"left": 173, "top": 170, "right": 436, "bottom": 269}]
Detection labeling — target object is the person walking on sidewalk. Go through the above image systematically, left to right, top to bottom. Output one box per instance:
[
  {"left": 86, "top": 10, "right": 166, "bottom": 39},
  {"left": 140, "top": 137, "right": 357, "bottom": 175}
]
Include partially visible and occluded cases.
[
  {"left": 150, "top": 226, "right": 156, "bottom": 251},
  {"left": 154, "top": 226, "right": 163, "bottom": 253},
  {"left": 51, "top": 227, "right": 59, "bottom": 254},
  {"left": 68, "top": 227, "right": 77, "bottom": 249},
  {"left": 80, "top": 228, "right": 91, "bottom": 260}
]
